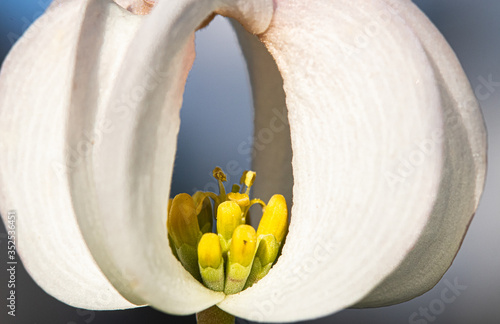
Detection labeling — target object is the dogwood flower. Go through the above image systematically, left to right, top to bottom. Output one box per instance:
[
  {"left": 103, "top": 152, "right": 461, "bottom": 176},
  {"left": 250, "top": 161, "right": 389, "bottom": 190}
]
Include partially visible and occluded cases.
[{"left": 0, "top": 0, "right": 487, "bottom": 323}]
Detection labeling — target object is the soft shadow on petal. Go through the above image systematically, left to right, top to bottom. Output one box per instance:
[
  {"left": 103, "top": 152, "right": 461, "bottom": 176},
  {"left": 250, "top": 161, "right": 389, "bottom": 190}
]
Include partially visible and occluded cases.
[
  {"left": 0, "top": 0, "right": 135, "bottom": 310},
  {"left": 219, "top": 0, "right": 469, "bottom": 321},
  {"left": 230, "top": 20, "right": 293, "bottom": 214}
]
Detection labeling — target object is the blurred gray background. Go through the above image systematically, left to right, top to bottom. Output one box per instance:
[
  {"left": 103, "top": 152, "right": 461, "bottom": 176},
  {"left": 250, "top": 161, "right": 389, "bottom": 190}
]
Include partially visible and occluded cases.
[{"left": 0, "top": 0, "right": 498, "bottom": 323}]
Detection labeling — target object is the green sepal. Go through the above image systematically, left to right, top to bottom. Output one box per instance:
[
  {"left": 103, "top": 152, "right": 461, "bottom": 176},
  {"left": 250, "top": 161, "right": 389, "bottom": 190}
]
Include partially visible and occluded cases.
[
  {"left": 168, "top": 234, "right": 179, "bottom": 260},
  {"left": 244, "top": 234, "right": 279, "bottom": 289},
  {"left": 256, "top": 234, "right": 280, "bottom": 265},
  {"left": 176, "top": 243, "right": 201, "bottom": 282},
  {"left": 244, "top": 257, "right": 274, "bottom": 289},
  {"left": 200, "top": 261, "right": 225, "bottom": 292},
  {"left": 224, "top": 262, "right": 253, "bottom": 295}
]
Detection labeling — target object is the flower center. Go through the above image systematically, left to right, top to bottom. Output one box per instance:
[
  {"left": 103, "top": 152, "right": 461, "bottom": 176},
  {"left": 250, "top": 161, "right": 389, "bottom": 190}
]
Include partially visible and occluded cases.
[{"left": 167, "top": 167, "right": 288, "bottom": 294}]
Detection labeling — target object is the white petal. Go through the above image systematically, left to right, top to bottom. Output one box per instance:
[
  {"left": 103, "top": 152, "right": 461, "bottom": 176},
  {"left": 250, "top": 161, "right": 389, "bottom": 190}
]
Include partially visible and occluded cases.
[
  {"left": 0, "top": 0, "right": 137, "bottom": 310},
  {"left": 1, "top": 0, "right": 275, "bottom": 314},
  {"left": 64, "top": 0, "right": 273, "bottom": 315},
  {"left": 64, "top": 0, "right": 220, "bottom": 314},
  {"left": 219, "top": 0, "right": 485, "bottom": 322},
  {"left": 355, "top": 0, "right": 487, "bottom": 307},
  {"left": 230, "top": 20, "right": 293, "bottom": 210}
]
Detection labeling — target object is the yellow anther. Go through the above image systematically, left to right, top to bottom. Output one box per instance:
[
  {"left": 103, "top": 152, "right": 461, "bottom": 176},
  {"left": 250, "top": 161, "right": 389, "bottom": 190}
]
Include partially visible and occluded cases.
[
  {"left": 212, "top": 167, "right": 227, "bottom": 182},
  {"left": 213, "top": 167, "right": 228, "bottom": 200},
  {"left": 240, "top": 170, "right": 256, "bottom": 189},
  {"left": 239, "top": 171, "right": 248, "bottom": 185},
  {"left": 244, "top": 171, "right": 256, "bottom": 188},
  {"left": 227, "top": 192, "right": 250, "bottom": 207},
  {"left": 167, "top": 193, "right": 201, "bottom": 248},
  {"left": 257, "top": 194, "right": 288, "bottom": 244},
  {"left": 216, "top": 201, "right": 242, "bottom": 241},
  {"left": 229, "top": 225, "right": 257, "bottom": 267},
  {"left": 198, "top": 233, "right": 222, "bottom": 269}
]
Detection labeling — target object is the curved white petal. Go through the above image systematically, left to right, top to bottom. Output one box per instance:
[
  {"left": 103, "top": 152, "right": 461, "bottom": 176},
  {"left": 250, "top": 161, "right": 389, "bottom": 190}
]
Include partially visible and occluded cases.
[
  {"left": 0, "top": 0, "right": 137, "bottom": 310},
  {"left": 0, "top": 0, "right": 275, "bottom": 314},
  {"left": 1, "top": 0, "right": 486, "bottom": 320},
  {"left": 64, "top": 0, "right": 222, "bottom": 314},
  {"left": 65, "top": 0, "right": 273, "bottom": 315},
  {"left": 219, "top": 0, "right": 485, "bottom": 322},
  {"left": 355, "top": 0, "right": 487, "bottom": 307},
  {"left": 230, "top": 20, "right": 293, "bottom": 212}
]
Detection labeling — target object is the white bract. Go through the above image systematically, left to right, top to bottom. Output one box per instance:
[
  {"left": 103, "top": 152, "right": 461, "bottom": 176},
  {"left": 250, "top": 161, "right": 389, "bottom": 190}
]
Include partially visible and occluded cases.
[{"left": 0, "top": 0, "right": 486, "bottom": 322}]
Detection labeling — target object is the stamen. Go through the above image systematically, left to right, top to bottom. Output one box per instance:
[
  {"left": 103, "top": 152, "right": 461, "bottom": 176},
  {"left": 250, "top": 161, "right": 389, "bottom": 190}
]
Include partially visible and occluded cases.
[
  {"left": 213, "top": 167, "right": 227, "bottom": 200},
  {"left": 213, "top": 167, "right": 227, "bottom": 182},
  {"left": 165, "top": 168, "right": 289, "bottom": 294},
  {"left": 240, "top": 170, "right": 256, "bottom": 195},
  {"left": 243, "top": 170, "right": 256, "bottom": 188},
  {"left": 227, "top": 192, "right": 250, "bottom": 207},
  {"left": 245, "top": 194, "right": 288, "bottom": 288},
  {"left": 257, "top": 194, "right": 288, "bottom": 244},
  {"left": 241, "top": 198, "right": 266, "bottom": 224},
  {"left": 248, "top": 198, "right": 266, "bottom": 208},
  {"left": 216, "top": 201, "right": 243, "bottom": 255},
  {"left": 224, "top": 225, "right": 257, "bottom": 295},
  {"left": 228, "top": 225, "right": 257, "bottom": 267},
  {"left": 198, "top": 233, "right": 224, "bottom": 292},
  {"left": 198, "top": 233, "right": 222, "bottom": 269}
]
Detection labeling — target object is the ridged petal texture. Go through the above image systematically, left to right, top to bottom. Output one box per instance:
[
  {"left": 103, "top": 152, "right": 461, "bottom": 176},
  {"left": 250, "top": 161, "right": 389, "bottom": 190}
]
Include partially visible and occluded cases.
[
  {"left": 0, "top": 0, "right": 486, "bottom": 321},
  {"left": 0, "top": 0, "right": 136, "bottom": 310},
  {"left": 219, "top": 0, "right": 486, "bottom": 322}
]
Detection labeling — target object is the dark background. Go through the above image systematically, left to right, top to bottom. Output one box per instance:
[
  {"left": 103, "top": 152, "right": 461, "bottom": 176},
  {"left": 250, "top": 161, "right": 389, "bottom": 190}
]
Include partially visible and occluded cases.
[{"left": 0, "top": 1, "right": 499, "bottom": 323}]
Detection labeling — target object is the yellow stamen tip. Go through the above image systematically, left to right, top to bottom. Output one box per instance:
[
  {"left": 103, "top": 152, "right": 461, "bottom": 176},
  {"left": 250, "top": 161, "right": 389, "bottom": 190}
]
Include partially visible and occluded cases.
[
  {"left": 212, "top": 167, "right": 227, "bottom": 182},
  {"left": 240, "top": 170, "right": 256, "bottom": 188},
  {"left": 227, "top": 192, "right": 250, "bottom": 207},
  {"left": 167, "top": 193, "right": 201, "bottom": 248},
  {"left": 257, "top": 194, "right": 288, "bottom": 244},
  {"left": 216, "top": 201, "right": 242, "bottom": 241},
  {"left": 229, "top": 225, "right": 257, "bottom": 267},
  {"left": 198, "top": 233, "right": 222, "bottom": 269}
]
